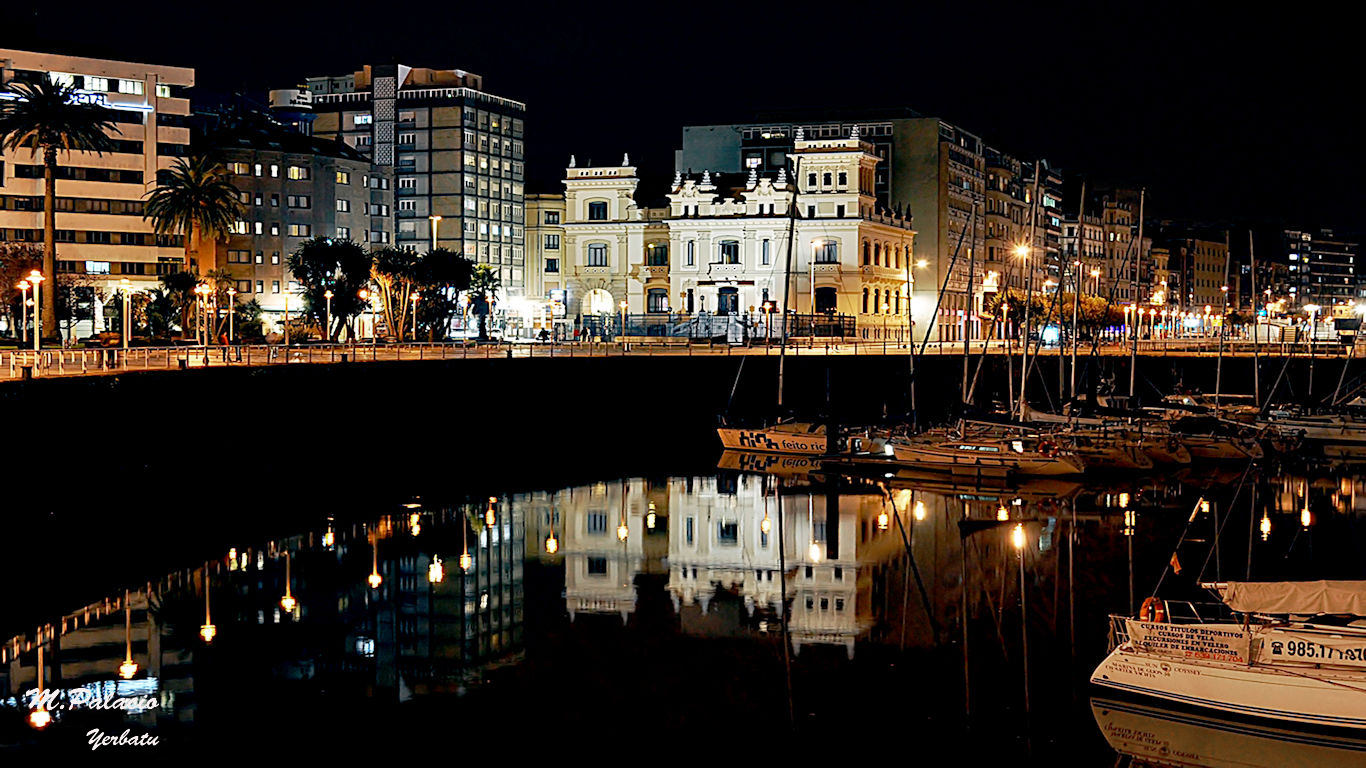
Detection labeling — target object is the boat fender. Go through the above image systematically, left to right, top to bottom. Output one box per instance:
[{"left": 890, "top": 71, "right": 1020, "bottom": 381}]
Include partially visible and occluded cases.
[
  {"left": 1039, "top": 440, "right": 1059, "bottom": 458},
  {"left": 1139, "top": 597, "right": 1167, "bottom": 622}
]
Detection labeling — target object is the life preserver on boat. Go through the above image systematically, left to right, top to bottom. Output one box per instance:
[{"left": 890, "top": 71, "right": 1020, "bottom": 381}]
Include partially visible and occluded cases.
[
  {"left": 1039, "top": 440, "right": 1060, "bottom": 458},
  {"left": 1139, "top": 596, "right": 1167, "bottom": 622}
]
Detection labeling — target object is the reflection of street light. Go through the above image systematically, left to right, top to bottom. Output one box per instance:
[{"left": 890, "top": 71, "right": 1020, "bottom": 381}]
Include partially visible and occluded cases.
[
  {"left": 428, "top": 215, "right": 442, "bottom": 251},
  {"left": 120, "top": 278, "right": 132, "bottom": 352},
  {"left": 16, "top": 280, "right": 29, "bottom": 344},
  {"left": 226, "top": 287, "right": 237, "bottom": 344},
  {"left": 323, "top": 289, "right": 333, "bottom": 341},
  {"left": 486, "top": 496, "right": 497, "bottom": 527},
  {"left": 913, "top": 499, "right": 926, "bottom": 521},
  {"left": 646, "top": 501, "right": 657, "bottom": 530},
  {"left": 877, "top": 504, "right": 889, "bottom": 531},
  {"left": 997, "top": 504, "right": 1009, "bottom": 521},
  {"left": 1260, "top": 512, "right": 1272, "bottom": 541},
  {"left": 1011, "top": 522, "right": 1026, "bottom": 550},
  {"left": 368, "top": 532, "right": 383, "bottom": 589},
  {"left": 545, "top": 532, "right": 559, "bottom": 555},
  {"left": 280, "top": 550, "right": 296, "bottom": 614},
  {"left": 428, "top": 555, "right": 444, "bottom": 584},
  {"left": 200, "top": 562, "right": 216, "bottom": 643},
  {"left": 119, "top": 590, "right": 138, "bottom": 679},
  {"left": 28, "top": 644, "right": 50, "bottom": 730}
]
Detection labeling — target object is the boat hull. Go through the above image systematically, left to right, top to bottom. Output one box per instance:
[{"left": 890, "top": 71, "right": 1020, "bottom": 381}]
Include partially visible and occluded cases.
[
  {"left": 716, "top": 428, "right": 826, "bottom": 455},
  {"left": 887, "top": 443, "right": 1084, "bottom": 476},
  {"left": 1091, "top": 647, "right": 1366, "bottom": 730}
]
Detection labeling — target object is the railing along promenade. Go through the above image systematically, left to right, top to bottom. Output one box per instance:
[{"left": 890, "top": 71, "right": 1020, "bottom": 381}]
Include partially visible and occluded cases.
[{"left": 0, "top": 338, "right": 1354, "bottom": 382}]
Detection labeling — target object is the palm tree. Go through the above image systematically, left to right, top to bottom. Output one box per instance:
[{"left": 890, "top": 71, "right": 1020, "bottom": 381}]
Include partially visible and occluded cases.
[
  {"left": 0, "top": 79, "right": 119, "bottom": 341},
  {"left": 143, "top": 154, "right": 243, "bottom": 276},
  {"left": 467, "top": 264, "right": 502, "bottom": 341}
]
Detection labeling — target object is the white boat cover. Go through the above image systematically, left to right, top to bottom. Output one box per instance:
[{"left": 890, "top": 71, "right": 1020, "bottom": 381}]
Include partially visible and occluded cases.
[{"left": 1221, "top": 581, "right": 1366, "bottom": 615}]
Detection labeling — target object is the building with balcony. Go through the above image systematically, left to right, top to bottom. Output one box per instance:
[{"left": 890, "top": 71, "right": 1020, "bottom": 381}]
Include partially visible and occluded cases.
[
  {"left": 0, "top": 47, "right": 194, "bottom": 338},
  {"left": 299, "top": 64, "right": 527, "bottom": 295},
  {"left": 208, "top": 111, "right": 393, "bottom": 327},
  {"left": 677, "top": 112, "right": 1059, "bottom": 343},
  {"left": 1283, "top": 228, "right": 1360, "bottom": 308}
]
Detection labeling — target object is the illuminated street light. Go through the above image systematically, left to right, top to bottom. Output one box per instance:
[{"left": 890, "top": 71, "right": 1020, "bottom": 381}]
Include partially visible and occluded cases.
[
  {"left": 27, "top": 270, "right": 44, "bottom": 352},
  {"left": 323, "top": 289, "right": 334, "bottom": 341},
  {"left": 486, "top": 496, "right": 497, "bottom": 526},
  {"left": 913, "top": 499, "right": 926, "bottom": 521},
  {"left": 647, "top": 501, "right": 657, "bottom": 530},
  {"left": 877, "top": 505, "right": 890, "bottom": 531},
  {"left": 997, "top": 505, "right": 1009, "bottom": 521},
  {"left": 1260, "top": 512, "right": 1272, "bottom": 541},
  {"left": 1011, "top": 523, "right": 1026, "bottom": 550},
  {"left": 545, "top": 532, "right": 559, "bottom": 555},
  {"left": 369, "top": 533, "right": 383, "bottom": 589},
  {"left": 808, "top": 542, "right": 822, "bottom": 562},
  {"left": 428, "top": 555, "right": 444, "bottom": 584},
  {"left": 201, "top": 562, "right": 216, "bottom": 644},
  {"left": 119, "top": 590, "right": 138, "bottom": 679}
]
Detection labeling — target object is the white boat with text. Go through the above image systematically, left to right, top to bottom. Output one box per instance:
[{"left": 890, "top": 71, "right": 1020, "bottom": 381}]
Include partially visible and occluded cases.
[
  {"left": 716, "top": 421, "right": 828, "bottom": 455},
  {"left": 1091, "top": 581, "right": 1366, "bottom": 730}
]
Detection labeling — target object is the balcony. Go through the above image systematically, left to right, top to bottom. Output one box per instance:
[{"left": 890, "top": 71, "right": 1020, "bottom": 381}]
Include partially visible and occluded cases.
[
  {"left": 812, "top": 262, "right": 843, "bottom": 275},
  {"left": 708, "top": 263, "right": 744, "bottom": 279},
  {"left": 641, "top": 265, "right": 669, "bottom": 282}
]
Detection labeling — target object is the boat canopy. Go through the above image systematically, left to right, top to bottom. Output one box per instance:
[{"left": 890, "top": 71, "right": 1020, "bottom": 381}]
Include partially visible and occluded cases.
[{"left": 1218, "top": 580, "right": 1366, "bottom": 615}]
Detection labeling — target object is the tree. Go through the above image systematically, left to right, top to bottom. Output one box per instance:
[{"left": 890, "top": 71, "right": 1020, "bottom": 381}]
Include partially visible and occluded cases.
[
  {"left": 0, "top": 79, "right": 119, "bottom": 341},
  {"left": 143, "top": 154, "right": 243, "bottom": 275},
  {"left": 285, "top": 237, "right": 374, "bottom": 340},
  {"left": 0, "top": 242, "right": 42, "bottom": 340},
  {"left": 371, "top": 247, "right": 421, "bottom": 341},
  {"left": 412, "top": 248, "right": 474, "bottom": 340},
  {"left": 467, "top": 264, "right": 502, "bottom": 341},
  {"left": 159, "top": 271, "right": 199, "bottom": 338},
  {"left": 144, "top": 289, "right": 178, "bottom": 339}
]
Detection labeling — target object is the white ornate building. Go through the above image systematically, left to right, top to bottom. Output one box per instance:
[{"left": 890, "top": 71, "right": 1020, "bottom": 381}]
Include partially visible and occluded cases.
[{"left": 545, "top": 131, "right": 916, "bottom": 340}]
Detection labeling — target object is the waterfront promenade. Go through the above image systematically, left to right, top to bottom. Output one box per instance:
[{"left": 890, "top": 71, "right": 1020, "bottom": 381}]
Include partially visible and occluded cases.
[{"left": 0, "top": 337, "right": 1354, "bottom": 382}]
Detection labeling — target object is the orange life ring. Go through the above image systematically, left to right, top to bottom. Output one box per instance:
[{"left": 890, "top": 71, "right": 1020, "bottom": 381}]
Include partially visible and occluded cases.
[
  {"left": 1039, "top": 440, "right": 1059, "bottom": 458},
  {"left": 1139, "top": 597, "right": 1167, "bottom": 622}
]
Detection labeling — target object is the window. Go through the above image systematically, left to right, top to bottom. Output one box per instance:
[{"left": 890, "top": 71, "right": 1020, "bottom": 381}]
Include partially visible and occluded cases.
[
  {"left": 85, "top": 76, "right": 109, "bottom": 92},
  {"left": 117, "top": 79, "right": 143, "bottom": 95},
  {"left": 354, "top": 114, "right": 373, "bottom": 126},
  {"left": 398, "top": 132, "right": 416, "bottom": 146},
  {"left": 228, "top": 162, "right": 250, "bottom": 175},
  {"left": 253, "top": 164, "right": 263, "bottom": 177},
  {"left": 270, "top": 164, "right": 280, "bottom": 178},
  {"left": 287, "top": 166, "right": 310, "bottom": 181},
  {"left": 336, "top": 171, "right": 350, "bottom": 185},
  {"left": 838, "top": 171, "right": 847, "bottom": 186},
  {"left": 822, "top": 172, "right": 832, "bottom": 186},
  {"left": 807, "top": 173, "right": 817, "bottom": 188},
  {"left": 399, "top": 177, "right": 417, "bottom": 190},
  {"left": 270, "top": 194, "right": 279, "bottom": 208},
  {"left": 287, "top": 195, "right": 310, "bottom": 208},
  {"left": 337, "top": 199, "right": 350, "bottom": 213},
  {"left": 398, "top": 199, "right": 416, "bottom": 212},
  {"left": 587, "top": 201, "right": 608, "bottom": 221},
  {"left": 370, "top": 203, "right": 389, "bottom": 216},
  {"left": 545, "top": 210, "right": 560, "bottom": 225},
  {"left": 231, "top": 220, "right": 248, "bottom": 235},
  {"left": 253, "top": 221, "right": 263, "bottom": 235},
  {"left": 269, "top": 223, "right": 279, "bottom": 236},
  {"left": 288, "top": 224, "right": 310, "bottom": 237},
  {"left": 337, "top": 226, "right": 350, "bottom": 239},
  {"left": 544, "top": 234, "right": 560, "bottom": 250},
  {"left": 761, "top": 239, "right": 771, "bottom": 265},
  {"left": 718, "top": 240, "right": 740, "bottom": 264},
  {"left": 813, "top": 240, "right": 838, "bottom": 263},
  {"left": 686, "top": 241, "right": 696, "bottom": 266},
  {"left": 587, "top": 243, "right": 608, "bottom": 267},
  {"left": 646, "top": 243, "right": 668, "bottom": 266},
  {"left": 226, "top": 249, "right": 251, "bottom": 264},
  {"left": 255, "top": 252, "right": 264, "bottom": 264},
  {"left": 271, "top": 252, "right": 280, "bottom": 265},
  {"left": 545, "top": 258, "right": 559, "bottom": 273},
  {"left": 236, "top": 280, "right": 251, "bottom": 293},
  {"left": 256, "top": 280, "right": 264, "bottom": 294},
  {"left": 271, "top": 281, "right": 280, "bottom": 294},
  {"left": 648, "top": 288, "right": 668, "bottom": 312},
  {"left": 587, "top": 513, "right": 608, "bottom": 534},
  {"left": 686, "top": 518, "right": 695, "bottom": 545},
  {"left": 717, "top": 521, "right": 738, "bottom": 544},
  {"left": 586, "top": 557, "right": 607, "bottom": 576}
]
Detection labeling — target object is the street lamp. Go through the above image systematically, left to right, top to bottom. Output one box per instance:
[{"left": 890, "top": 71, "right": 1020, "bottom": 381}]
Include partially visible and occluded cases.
[
  {"left": 428, "top": 215, "right": 442, "bottom": 251},
  {"left": 27, "top": 270, "right": 43, "bottom": 352},
  {"left": 119, "top": 278, "right": 131, "bottom": 352},
  {"left": 16, "top": 280, "right": 29, "bottom": 344},
  {"left": 226, "top": 287, "right": 237, "bottom": 345},
  {"left": 359, "top": 288, "right": 376, "bottom": 344},
  {"left": 323, "top": 289, "right": 334, "bottom": 342},
  {"left": 409, "top": 291, "right": 420, "bottom": 342},
  {"left": 619, "top": 299, "right": 628, "bottom": 338},
  {"left": 762, "top": 300, "right": 774, "bottom": 343},
  {"left": 881, "top": 301, "right": 890, "bottom": 353},
  {"left": 200, "top": 562, "right": 216, "bottom": 644}
]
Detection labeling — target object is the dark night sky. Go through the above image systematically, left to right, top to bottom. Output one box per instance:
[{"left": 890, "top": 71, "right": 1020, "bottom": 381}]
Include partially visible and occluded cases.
[{"left": 3, "top": 1, "right": 1359, "bottom": 229}]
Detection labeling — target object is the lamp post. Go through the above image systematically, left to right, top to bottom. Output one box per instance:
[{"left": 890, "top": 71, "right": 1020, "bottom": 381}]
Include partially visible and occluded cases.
[
  {"left": 428, "top": 215, "right": 442, "bottom": 251},
  {"left": 1013, "top": 244, "right": 1032, "bottom": 421},
  {"left": 28, "top": 270, "right": 43, "bottom": 353},
  {"left": 120, "top": 278, "right": 131, "bottom": 352},
  {"left": 17, "top": 280, "right": 29, "bottom": 344},
  {"left": 226, "top": 287, "right": 237, "bottom": 345},
  {"left": 284, "top": 289, "right": 292, "bottom": 347},
  {"left": 323, "top": 289, "right": 333, "bottom": 342},
  {"left": 359, "top": 289, "right": 373, "bottom": 344},
  {"left": 409, "top": 291, "right": 420, "bottom": 342},
  {"left": 619, "top": 299, "right": 628, "bottom": 339},
  {"left": 763, "top": 301, "right": 773, "bottom": 344},
  {"left": 280, "top": 550, "right": 296, "bottom": 615},
  {"left": 200, "top": 562, "right": 216, "bottom": 644},
  {"left": 119, "top": 589, "right": 138, "bottom": 679}
]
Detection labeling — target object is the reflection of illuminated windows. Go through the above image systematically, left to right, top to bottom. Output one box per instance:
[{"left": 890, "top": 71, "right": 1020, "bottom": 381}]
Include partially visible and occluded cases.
[
  {"left": 587, "top": 513, "right": 607, "bottom": 534},
  {"left": 686, "top": 518, "right": 695, "bottom": 545},
  {"left": 717, "top": 521, "right": 738, "bottom": 544},
  {"left": 761, "top": 531, "right": 769, "bottom": 548},
  {"left": 587, "top": 557, "right": 607, "bottom": 575},
  {"left": 805, "top": 596, "right": 814, "bottom": 610},
  {"left": 820, "top": 598, "right": 829, "bottom": 610},
  {"left": 836, "top": 599, "right": 845, "bottom": 611}
]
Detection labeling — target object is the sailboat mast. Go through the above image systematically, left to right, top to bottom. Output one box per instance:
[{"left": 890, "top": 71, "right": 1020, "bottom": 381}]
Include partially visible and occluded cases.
[
  {"left": 778, "top": 154, "right": 802, "bottom": 408},
  {"left": 1018, "top": 160, "right": 1041, "bottom": 421},
  {"left": 1070, "top": 180, "right": 1085, "bottom": 403},
  {"left": 1128, "top": 188, "right": 1145, "bottom": 399},
  {"left": 963, "top": 198, "right": 977, "bottom": 399},
  {"left": 1216, "top": 228, "right": 1231, "bottom": 406},
  {"left": 1249, "top": 230, "right": 1260, "bottom": 406}
]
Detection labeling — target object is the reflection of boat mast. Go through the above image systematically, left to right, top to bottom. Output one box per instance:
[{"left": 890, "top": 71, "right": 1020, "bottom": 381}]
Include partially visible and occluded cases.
[
  {"left": 777, "top": 155, "right": 802, "bottom": 409},
  {"left": 774, "top": 475, "right": 794, "bottom": 726}
]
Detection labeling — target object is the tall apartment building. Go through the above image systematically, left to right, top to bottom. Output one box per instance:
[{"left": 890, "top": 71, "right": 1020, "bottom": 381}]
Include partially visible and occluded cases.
[
  {"left": 1, "top": 48, "right": 194, "bottom": 336},
  {"left": 299, "top": 65, "right": 528, "bottom": 296},
  {"left": 209, "top": 112, "right": 393, "bottom": 325},
  {"left": 678, "top": 112, "right": 1056, "bottom": 342},
  {"left": 1060, "top": 188, "right": 1154, "bottom": 304},
  {"left": 525, "top": 193, "right": 566, "bottom": 332},
  {"left": 1155, "top": 224, "right": 1230, "bottom": 311},
  {"left": 1284, "top": 228, "right": 1360, "bottom": 307}
]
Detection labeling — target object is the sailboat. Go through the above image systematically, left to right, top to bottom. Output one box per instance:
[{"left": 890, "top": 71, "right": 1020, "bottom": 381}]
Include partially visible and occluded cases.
[{"left": 1091, "top": 580, "right": 1366, "bottom": 729}]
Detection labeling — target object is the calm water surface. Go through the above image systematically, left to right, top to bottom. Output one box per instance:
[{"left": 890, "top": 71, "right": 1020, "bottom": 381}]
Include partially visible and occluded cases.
[{"left": 3, "top": 447, "right": 1365, "bottom": 760}]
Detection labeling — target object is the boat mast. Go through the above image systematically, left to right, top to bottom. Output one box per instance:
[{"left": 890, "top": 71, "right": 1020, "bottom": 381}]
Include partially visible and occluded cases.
[
  {"left": 778, "top": 153, "right": 802, "bottom": 409},
  {"left": 1018, "top": 160, "right": 1041, "bottom": 421},
  {"left": 1070, "top": 180, "right": 1085, "bottom": 404},
  {"left": 1128, "top": 188, "right": 1145, "bottom": 400},
  {"left": 962, "top": 198, "right": 978, "bottom": 400},
  {"left": 1216, "top": 229, "right": 1232, "bottom": 407},
  {"left": 1249, "top": 229, "right": 1260, "bottom": 407}
]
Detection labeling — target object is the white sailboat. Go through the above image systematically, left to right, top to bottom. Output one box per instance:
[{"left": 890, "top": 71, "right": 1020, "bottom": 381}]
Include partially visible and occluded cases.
[
  {"left": 716, "top": 420, "right": 829, "bottom": 455},
  {"left": 1091, "top": 580, "right": 1366, "bottom": 730}
]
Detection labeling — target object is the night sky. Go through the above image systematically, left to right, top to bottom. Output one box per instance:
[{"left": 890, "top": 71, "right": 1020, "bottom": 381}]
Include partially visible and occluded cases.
[{"left": 3, "top": 1, "right": 1358, "bottom": 229}]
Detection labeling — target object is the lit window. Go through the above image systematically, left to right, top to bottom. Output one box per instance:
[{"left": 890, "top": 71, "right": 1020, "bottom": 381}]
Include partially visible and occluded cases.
[
  {"left": 84, "top": 76, "right": 109, "bottom": 92},
  {"left": 117, "top": 79, "right": 143, "bottom": 95},
  {"left": 155, "top": 84, "right": 171, "bottom": 98},
  {"left": 354, "top": 114, "right": 373, "bottom": 126},
  {"left": 287, "top": 166, "right": 309, "bottom": 181},
  {"left": 336, "top": 171, "right": 350, "bottom": 185},
  {"left": 587, "top": 243, "right": 608, "bottom": 267}
]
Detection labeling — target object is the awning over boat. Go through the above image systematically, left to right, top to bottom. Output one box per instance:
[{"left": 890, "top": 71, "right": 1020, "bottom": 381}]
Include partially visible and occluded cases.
[{"left": 1219, "top": 581, "right": 1366, "bottom": 615}]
